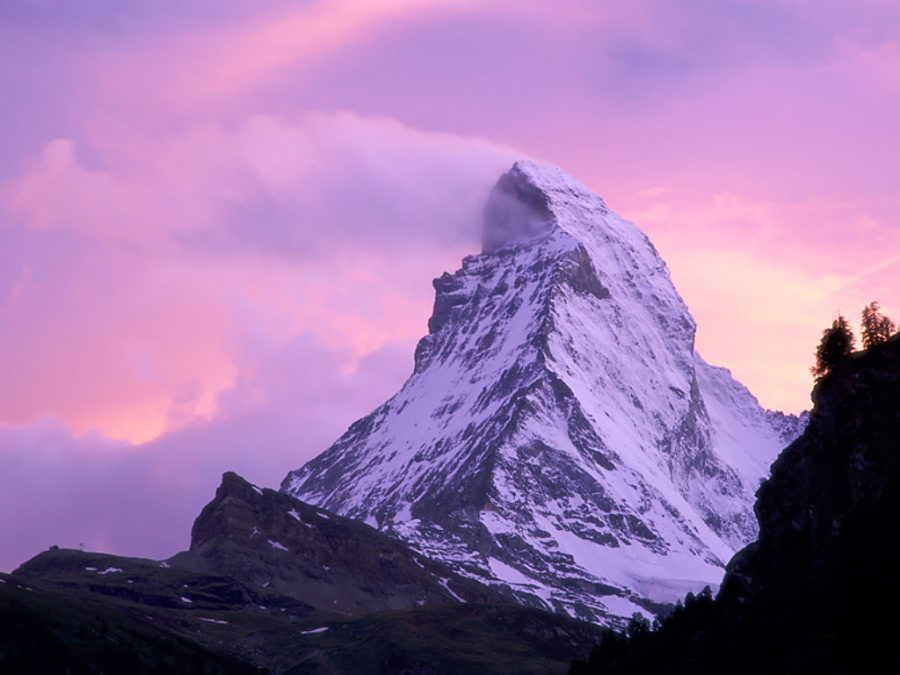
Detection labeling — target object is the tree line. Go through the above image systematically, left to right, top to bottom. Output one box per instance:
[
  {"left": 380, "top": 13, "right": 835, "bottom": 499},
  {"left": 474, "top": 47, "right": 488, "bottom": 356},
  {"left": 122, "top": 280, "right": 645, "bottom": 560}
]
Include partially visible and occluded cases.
[{"left": 811, "top": 301, "right": 896, "bottom": 380}]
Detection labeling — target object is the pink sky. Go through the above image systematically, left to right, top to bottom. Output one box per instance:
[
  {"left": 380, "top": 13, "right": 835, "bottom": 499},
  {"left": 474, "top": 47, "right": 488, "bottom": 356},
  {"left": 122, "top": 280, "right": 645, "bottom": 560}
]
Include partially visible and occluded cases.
[{"left": 1, "top": 0, "right": 897, "bottom": 571}]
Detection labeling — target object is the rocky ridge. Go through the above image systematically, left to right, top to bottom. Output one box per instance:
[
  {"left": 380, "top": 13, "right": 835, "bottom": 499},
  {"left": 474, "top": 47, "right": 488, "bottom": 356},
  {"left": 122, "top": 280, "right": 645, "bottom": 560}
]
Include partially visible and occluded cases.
[
  {"left": 9, "top": 471, "right": 606, "bottom": 675},
  {"left": 172, "top": 471, "right": 501, "bottom": 614}
]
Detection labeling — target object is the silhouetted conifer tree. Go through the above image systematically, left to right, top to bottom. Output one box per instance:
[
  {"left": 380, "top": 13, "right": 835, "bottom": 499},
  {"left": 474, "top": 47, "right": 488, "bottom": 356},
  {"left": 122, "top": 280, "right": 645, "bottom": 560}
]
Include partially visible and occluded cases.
[
  {"left": 861, "top": 301, "right": 896, "bottom": 349},
  {"left": 812, "top": 315, "right": 855, "bottom": 380},
  {"left": 625, "top": 612, "right": 651, "bottom": 638}
]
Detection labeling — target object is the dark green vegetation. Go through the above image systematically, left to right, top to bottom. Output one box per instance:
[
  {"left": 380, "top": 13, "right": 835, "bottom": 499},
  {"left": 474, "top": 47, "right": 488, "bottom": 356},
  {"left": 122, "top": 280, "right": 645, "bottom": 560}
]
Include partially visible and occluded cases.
[
  {"left": 861, "top": 301, "right": 897, "bottom": 350},
  {"left": 812, "top": 302, "right": 895, "bottom": 380},
  {"left": 810, "top": 314, "right": 855, "bottom": 380},
  {"left": 571, "top": 334, "right": 900, "bottom": 675},
  {"left": 4, "top": 476, "right": 606, "bottom": 674}
]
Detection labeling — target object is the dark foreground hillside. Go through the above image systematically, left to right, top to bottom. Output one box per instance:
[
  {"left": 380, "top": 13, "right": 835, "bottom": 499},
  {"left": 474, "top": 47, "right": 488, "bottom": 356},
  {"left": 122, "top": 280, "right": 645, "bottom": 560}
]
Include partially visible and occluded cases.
[
  {"left": 571, "top": 336, "right": 900, "bottom": 675},
  {"left": 3, "top": 472, "right": 606, "bottom": 675},
  {"left": 0, "top": 573, "right": 262, "bottom": 675}
]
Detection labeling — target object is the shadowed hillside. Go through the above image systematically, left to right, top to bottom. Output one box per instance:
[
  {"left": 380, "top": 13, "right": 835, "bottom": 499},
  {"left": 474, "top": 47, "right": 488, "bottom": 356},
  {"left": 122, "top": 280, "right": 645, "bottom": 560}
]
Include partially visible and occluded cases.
[{"left": 571, "top": 335, "right": 900, "bottom": 674}]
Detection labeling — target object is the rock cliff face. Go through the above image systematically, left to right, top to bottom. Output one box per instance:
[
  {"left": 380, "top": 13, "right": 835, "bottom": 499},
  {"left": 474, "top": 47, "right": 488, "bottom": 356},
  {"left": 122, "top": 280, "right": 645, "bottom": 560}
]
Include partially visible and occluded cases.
[
  {"left": 283, "top": 160, "right": 805, "bottom": 624},
  {"left": 722, "top": 334, "right": 900, "bottom": 613},
  {"left": 571, "top": 336, "right": 900, "bottom": 674},
  {"left": 172, "top": 471, "right": 501, "bottom": 615},
  {"left": 13, "top": 472, "right": 499, "bottom": 620}
]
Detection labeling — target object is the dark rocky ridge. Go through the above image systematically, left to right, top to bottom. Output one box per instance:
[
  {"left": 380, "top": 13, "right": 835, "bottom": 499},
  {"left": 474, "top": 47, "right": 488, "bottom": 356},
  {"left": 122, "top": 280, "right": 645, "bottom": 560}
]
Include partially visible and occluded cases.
[
  {"left": 722, "top": 332, "right": 900, "bottom": 618},
  {"left": 571, "top": 335, "right": 900, "bottom": 674},
  {"left": 173, "top": 471, "right": 502, "bottom": 614},
  {"left": 10, "top": 472, "right": 607, "bottom": 674}
]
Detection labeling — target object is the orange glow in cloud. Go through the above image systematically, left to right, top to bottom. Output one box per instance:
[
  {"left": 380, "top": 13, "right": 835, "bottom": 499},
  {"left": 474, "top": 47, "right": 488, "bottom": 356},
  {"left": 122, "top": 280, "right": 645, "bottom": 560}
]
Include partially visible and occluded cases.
[
  {"left": 2, "top": 140, "right": 243, "bottom": 444},
  {"left": 0, "top": 292, "right": 241, "bottom": 444},
  {"left": 77, "top": 356, "right": 238, "bottom": 445},
  {"left": 80, "top": 401, "right": 171, "bottom": 446}
]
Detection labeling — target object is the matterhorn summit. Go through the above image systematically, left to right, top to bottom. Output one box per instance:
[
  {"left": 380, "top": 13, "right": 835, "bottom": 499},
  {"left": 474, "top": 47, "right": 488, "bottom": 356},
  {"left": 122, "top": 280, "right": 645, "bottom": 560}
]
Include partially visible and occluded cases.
[{"left": 283, "top": 160, "right": 804, "bottom": 624}]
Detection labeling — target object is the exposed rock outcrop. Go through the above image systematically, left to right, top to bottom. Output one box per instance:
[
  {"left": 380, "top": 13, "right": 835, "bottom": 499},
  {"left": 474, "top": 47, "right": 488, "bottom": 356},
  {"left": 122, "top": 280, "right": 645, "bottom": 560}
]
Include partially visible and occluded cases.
[
  {"left": 173, "top": 471, "right": 502, "bottom": 615},
  {"left": 9, "top": 472, "right": 605, "bottom": 675}
]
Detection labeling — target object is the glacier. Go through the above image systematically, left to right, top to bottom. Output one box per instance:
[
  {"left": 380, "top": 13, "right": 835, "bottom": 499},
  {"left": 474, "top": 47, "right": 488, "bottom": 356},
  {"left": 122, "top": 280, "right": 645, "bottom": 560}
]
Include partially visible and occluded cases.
[{"left": 282, "top": 160, "right": 805, "bottom": 625}]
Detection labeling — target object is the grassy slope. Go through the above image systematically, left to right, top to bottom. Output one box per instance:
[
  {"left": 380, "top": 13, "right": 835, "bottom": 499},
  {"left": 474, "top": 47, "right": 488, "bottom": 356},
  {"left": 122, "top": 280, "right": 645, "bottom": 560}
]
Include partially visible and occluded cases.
[
  {"left": 4, "top": 554, "right": 607, "bottom": 675},
  {"left": 0, "top": 573, "right": 263, "bottom": 675}
]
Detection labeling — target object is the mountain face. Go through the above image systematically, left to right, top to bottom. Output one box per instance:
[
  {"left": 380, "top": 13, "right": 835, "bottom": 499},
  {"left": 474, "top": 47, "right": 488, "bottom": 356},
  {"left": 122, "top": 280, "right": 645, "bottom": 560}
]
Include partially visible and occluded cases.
[
  {"left": 282, "top": 161, "right": 804, "bottom": 624},
  {"left": 571, "top": 336, "right": 900, "bottom": 674}
]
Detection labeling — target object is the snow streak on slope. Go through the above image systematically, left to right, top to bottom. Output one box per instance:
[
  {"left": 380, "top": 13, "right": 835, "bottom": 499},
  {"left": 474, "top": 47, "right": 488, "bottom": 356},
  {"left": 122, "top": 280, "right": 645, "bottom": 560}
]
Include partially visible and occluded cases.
[{"left": 283, "top": 161, "right": 804, "bottom": 625}]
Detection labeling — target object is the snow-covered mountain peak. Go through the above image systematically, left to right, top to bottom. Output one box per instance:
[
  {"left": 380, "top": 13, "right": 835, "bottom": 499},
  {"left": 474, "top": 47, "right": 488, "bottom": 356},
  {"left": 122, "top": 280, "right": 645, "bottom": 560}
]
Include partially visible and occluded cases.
[
  {"left": 480, "top": 159, "right": 610, "bottom": 252},
  {"left": 283, "top": 160, "right": 805, "bottom": 625},
  {"left": 454, "top": 160, "right": 695, "bottom": 378}
]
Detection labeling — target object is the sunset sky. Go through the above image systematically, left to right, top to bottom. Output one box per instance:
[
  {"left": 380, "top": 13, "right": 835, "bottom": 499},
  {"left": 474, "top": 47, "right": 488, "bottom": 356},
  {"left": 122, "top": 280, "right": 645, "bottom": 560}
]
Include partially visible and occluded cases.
[{"left": 1, "top": 0, "right": 897, "bottom": 571}]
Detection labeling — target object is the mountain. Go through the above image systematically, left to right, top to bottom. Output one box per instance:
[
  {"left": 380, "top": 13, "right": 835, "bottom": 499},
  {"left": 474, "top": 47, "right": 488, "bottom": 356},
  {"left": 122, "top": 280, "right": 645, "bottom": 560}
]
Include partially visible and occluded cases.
[
  {"left": 282, "top": 160, "right": 805, "bottom": 625},
  {"left": 570, "top": 334, "right": 900, "bottom": 674},
  {"left": 172, "top": 471, "right": 501, "bottom": 614},
  {"left": 7, "top": 472, "right": 607, "bottom": 675}
]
